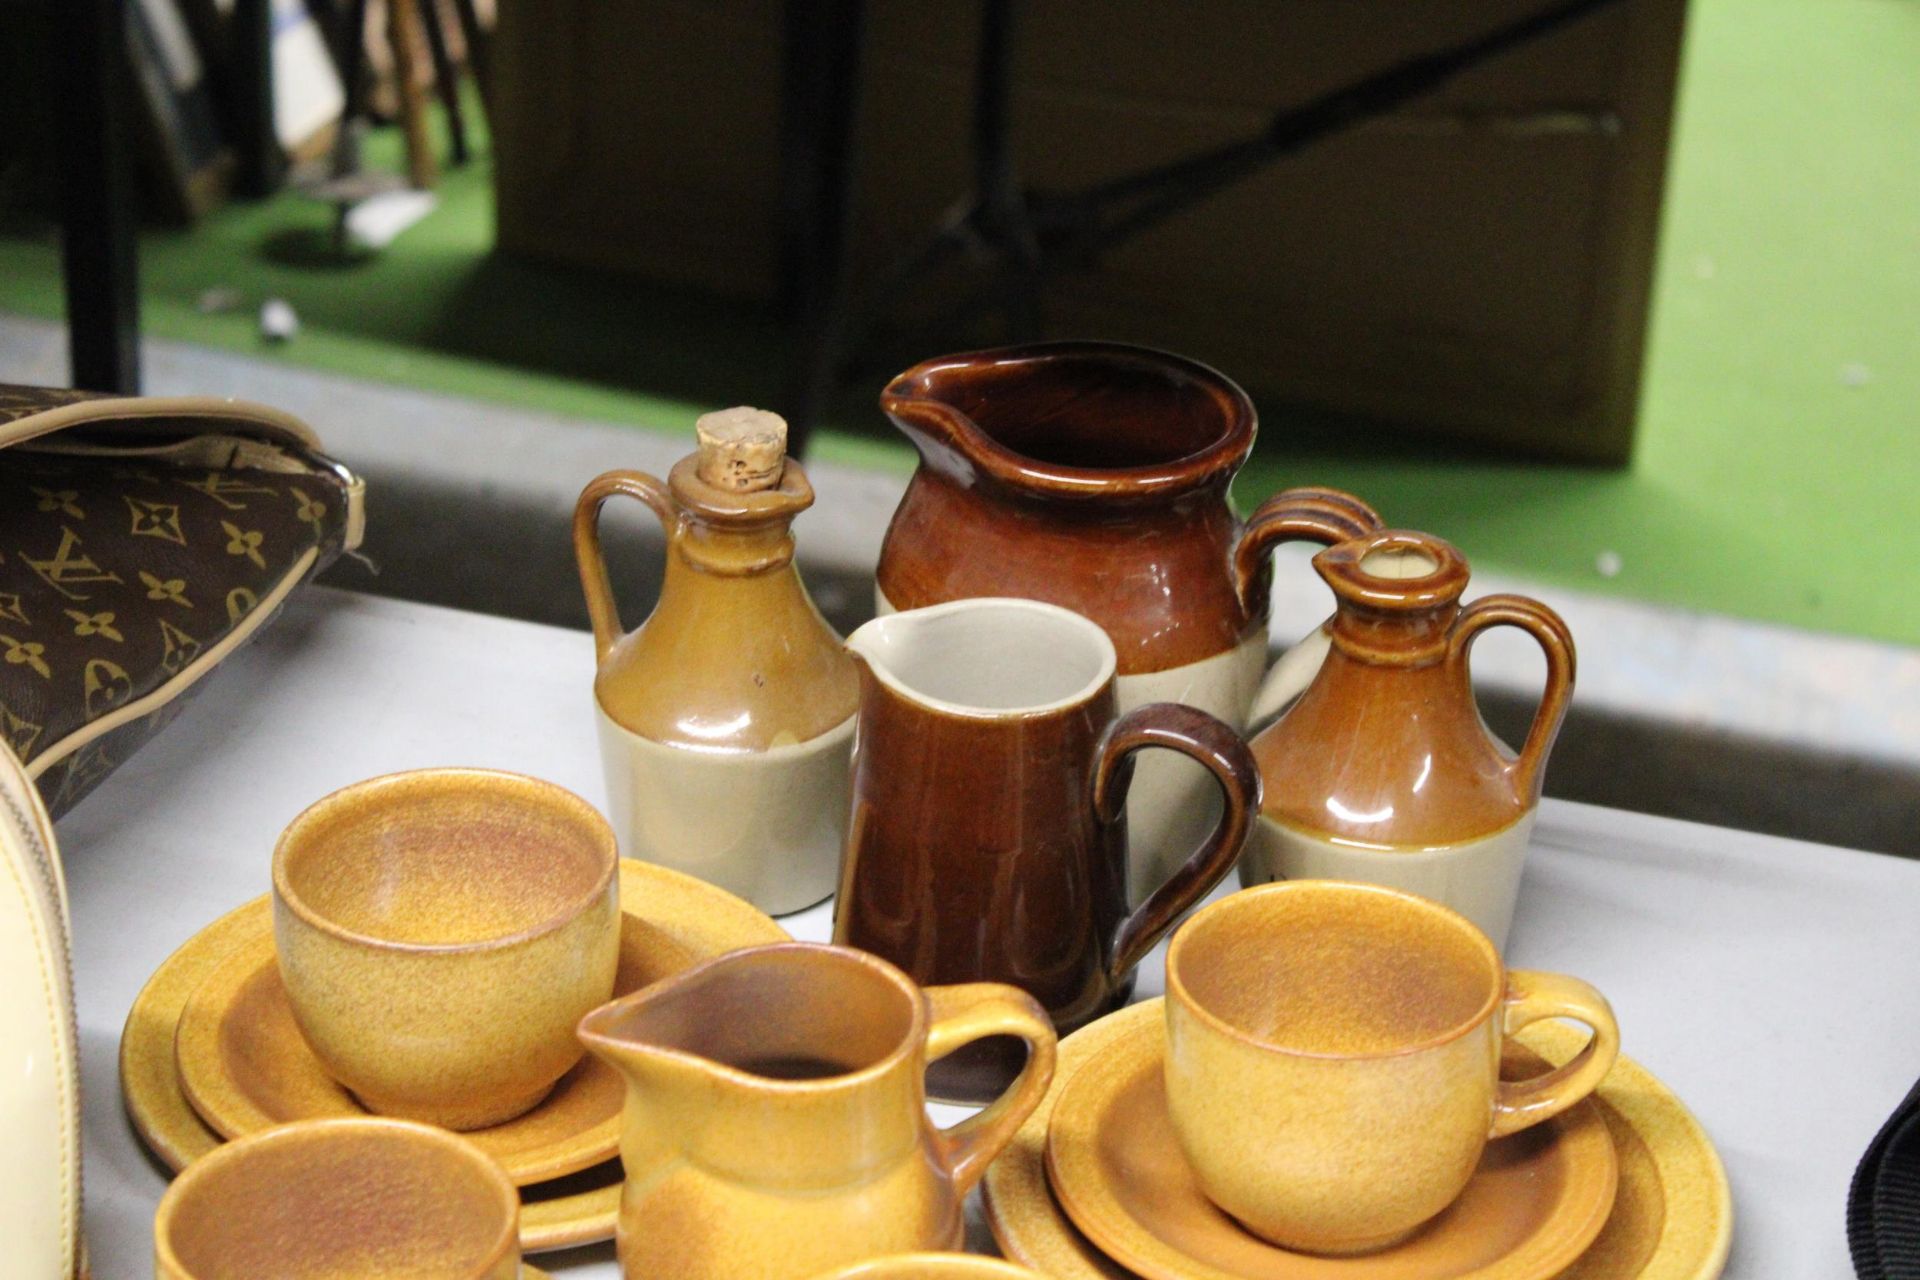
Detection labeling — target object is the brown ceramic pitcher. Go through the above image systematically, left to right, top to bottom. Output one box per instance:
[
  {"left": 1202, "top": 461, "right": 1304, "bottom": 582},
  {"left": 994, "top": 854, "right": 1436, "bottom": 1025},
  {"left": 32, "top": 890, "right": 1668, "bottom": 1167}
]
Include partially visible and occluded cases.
[
  {"left": 874, "top": 342, "right": 1378, "bottom": 905},
  {"left": 1243, "top": 530, "right": 1576, "bottom": 949},
  {"left": 835, "top": 598, "right": 1261, "bottom": 1101}
]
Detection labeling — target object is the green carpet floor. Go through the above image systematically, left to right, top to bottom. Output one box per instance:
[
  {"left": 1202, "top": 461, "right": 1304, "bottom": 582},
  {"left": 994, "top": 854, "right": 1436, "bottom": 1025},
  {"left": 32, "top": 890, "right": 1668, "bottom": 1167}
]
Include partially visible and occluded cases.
[{"left": 1, "top": 0, "right": 1915, "bottom": 644}]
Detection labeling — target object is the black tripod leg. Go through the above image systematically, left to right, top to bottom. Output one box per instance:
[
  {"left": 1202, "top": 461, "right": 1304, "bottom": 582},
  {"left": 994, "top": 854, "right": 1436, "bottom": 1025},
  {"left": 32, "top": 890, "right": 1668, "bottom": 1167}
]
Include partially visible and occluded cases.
[
  {"left": 59, "top": 0, "right": 140, "bottom": 394},
  {"left": 417, "top": 0, "right": 468, "bottom": 165},
  {"left": 776, "top": 0, "right": 866, "bottom": 457}
]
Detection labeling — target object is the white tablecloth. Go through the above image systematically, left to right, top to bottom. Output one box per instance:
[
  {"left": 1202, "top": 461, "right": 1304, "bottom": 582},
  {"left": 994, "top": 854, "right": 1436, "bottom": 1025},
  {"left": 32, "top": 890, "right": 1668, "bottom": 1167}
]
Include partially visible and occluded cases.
[{"left": 62, "top": 588, "right": 1920, "bottom": 1277}]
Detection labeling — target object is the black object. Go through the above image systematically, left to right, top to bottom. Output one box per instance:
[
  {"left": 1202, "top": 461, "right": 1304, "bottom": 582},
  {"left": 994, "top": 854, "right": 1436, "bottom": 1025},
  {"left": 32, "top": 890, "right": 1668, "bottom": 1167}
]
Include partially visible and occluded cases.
[
  {"left": 57, "top": 0, "right": 142, "bottom": 395},
  {"left": 775, "top": 0, "right": 1627, "bottom": 453},
  {"left": 1850, "top": 1076, "right": 1920, "bottom": 1279}
]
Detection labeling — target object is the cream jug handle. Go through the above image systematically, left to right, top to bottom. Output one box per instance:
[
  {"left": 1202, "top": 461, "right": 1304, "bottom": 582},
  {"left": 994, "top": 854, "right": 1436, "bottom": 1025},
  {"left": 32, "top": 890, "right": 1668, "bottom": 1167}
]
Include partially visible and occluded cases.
[
  {"left": 572, "top": 470, "right": 677, "bottom": 664},
  {"left": 1233, "top": 488, "right": 1382, "bottom": 730},
  {"left": 1445, "top": 594, "right": 1577, "bottom": 803},
  {"left": 1096, "top": 704, "right": 1262, "bottom": 980},
  {"left": 923, "top": 983, "right": 1058, "bottom": 1195}
]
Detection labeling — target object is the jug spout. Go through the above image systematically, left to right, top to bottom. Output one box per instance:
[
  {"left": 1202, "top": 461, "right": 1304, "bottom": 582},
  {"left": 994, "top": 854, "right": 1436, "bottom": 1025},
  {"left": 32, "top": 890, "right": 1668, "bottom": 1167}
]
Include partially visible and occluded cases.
[
  {"left": 881, "top": 342, "right": 1254, "bottom": 500},
  {"left": 843, "top": 599, "right": 1116, "bottom": 718},
  {"left": 576, "top": 943, "right": 934, "bottom": 1189}
]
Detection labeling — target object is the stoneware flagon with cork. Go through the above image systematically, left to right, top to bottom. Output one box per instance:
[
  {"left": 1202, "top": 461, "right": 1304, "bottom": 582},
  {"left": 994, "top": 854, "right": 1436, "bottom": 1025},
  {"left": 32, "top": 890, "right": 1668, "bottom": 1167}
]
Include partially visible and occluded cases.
[
  {"left": 873, "top": 342, "right": 1379, "bottom": 901},
  {"left": 574, "top": 408, "right": 859, "bottom": 914},
  {"left": 1242, "top": 530, "right": 1576, "bottom": 948},
  {"left": 575, "top": 941, "right": 1057, "bottom": 1280}
]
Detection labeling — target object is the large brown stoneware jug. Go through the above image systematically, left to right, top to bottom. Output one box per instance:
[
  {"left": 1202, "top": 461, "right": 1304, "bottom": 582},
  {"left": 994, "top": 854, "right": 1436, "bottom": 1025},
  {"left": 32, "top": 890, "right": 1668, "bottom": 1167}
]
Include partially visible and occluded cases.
[
  {"left": 875, "top": 342, "right": 1378, "bottom": 903},
  {"left": 574, "top": 409, "right": 859, "bottom": 915},
  {"left": 1243, "top": 530, "right": 1577, "bottom": 950},
  {"left": 835, "top": 598, "right": 1260, "bottom": 1102},
  {"left": 576, "top": 942, "right": 1056, "bottom": 1280}
]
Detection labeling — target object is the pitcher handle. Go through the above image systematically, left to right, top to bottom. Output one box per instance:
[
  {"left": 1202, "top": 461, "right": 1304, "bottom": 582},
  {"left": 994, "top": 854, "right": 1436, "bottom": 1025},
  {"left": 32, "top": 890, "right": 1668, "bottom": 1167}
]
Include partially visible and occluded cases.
[
  {"left": 572, "top": 470, "right": 676, "bottom": 664},
  {"left": 1232, "top": 486, "right": 1382, "bottom": 615},
  {"left": 1233, "top": 488, "right": 1381, "bottom": 729},
  {"left": 1446, "top": 594, "right": 1576, "bottom": 803},
  {"left": 1095, "top": 704, "right": 1262, "bottom": 981},
  {"left": 923, "top": 983, "right": 1058, "bottom": 1195}
]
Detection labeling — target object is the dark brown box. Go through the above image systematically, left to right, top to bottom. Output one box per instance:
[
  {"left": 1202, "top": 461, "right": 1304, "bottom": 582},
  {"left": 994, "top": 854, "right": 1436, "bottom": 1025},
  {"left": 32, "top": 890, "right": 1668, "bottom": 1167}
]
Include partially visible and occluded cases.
[{"left": 493, "top": 1, "right": 1685, "bottom": 461}]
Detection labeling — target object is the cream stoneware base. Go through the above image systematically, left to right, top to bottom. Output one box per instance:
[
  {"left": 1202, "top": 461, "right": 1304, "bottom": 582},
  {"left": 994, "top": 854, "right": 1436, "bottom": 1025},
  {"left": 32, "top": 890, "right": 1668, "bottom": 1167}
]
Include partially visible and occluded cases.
[
  {"left": 595, "top": 705, "right": 853, "bottom": 916},
  {"left": 1240, "top": 809, "right": 1536, "bottom": 951}
]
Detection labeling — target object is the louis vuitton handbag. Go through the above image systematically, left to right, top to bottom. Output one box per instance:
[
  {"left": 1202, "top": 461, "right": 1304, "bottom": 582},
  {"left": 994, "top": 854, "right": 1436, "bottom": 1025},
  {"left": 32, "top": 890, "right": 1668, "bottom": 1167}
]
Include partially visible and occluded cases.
[
  {"left": 0, "top": 384, "right": 364, "bottom": 817},
  {"left": 0, "top": 384, "right": 363, "bottom": 1277}
]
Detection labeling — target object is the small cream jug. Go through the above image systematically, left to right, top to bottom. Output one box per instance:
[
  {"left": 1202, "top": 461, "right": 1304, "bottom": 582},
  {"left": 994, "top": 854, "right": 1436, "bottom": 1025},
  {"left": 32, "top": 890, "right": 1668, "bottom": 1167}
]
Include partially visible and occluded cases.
[
  {"left": 573, "top": 409, "right": 858, "bottom": 914},
  {"left": 577, "top": 941, "right": 1057, "bottom": 1280}
]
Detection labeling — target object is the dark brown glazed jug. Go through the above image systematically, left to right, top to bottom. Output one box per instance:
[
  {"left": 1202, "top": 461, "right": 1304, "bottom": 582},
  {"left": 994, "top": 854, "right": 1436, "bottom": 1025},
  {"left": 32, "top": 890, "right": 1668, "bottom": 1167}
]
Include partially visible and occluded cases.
[
  {"left": 874, "top": 342, "right": 1378, "bottom": 903},
  {"left": 834, "top": 598, "right": 1261, "bottom": 1102}
]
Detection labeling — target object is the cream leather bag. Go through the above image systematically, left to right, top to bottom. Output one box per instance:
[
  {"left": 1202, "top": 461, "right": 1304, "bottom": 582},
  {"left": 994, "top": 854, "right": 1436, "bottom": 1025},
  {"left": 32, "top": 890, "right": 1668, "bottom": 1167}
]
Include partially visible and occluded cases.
[{"left": 0, "top": 740, "right": 80, "bottom": 1276}]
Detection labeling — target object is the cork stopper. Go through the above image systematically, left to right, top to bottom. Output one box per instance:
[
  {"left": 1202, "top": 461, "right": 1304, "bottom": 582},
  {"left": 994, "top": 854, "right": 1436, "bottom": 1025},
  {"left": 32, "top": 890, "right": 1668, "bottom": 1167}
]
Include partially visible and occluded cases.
[{"left": 695, "top": 407, "right": 788, "bottom": 492}]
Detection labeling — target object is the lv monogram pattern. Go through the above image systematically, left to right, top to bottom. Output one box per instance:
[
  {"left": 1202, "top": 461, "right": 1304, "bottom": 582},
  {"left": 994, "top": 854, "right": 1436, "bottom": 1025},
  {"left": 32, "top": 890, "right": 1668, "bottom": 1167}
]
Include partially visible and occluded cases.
[{"left": 0, "top": 385, "right": 352, "bottom": 816}]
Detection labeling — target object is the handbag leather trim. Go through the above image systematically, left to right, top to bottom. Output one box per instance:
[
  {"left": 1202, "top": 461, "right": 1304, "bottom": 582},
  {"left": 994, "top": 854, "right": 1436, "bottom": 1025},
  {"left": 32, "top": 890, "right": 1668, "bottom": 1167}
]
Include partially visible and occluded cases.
[
  {"left": 0, "top": 395, "right": 364, "bottom": 553},
  {"left": 0, "top": 395, "right": 321, "bottom": 451},
  {"left": 22, "top": 545, "right": 319, "bottom": 781},
  {"left": 0, "top": 745, "right": 80, "bottom": 1276}
]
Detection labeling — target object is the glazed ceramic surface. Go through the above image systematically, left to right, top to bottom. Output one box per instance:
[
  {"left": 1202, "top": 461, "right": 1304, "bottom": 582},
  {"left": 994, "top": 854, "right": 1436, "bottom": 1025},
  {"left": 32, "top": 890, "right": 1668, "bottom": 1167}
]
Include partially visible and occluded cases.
[
  {"left": 874, "top": 343, "right": 1377, "bottom": 899},
  {"left": 575, "top": 414, "right": 859, "bottom": 915},
  {"left": 1243, "top": 532, "right": 1575, "bottom": 950},
  {"left": 835, "top": 599, "right": 1258, "bottom": 1100},
  {"left": 271, "top": 769, "right": 621, "bottom": 1130},
  {"left": 126, "top": 859, "right": 787, "bottom": 1252},
  {"left": 1161, "top": 882, "right": 1619, "bottom": 1254},
  {"left": 176, "top": 930, "right": 623, "bottom": 1185},
  {"left": 576, "top": 942, "right": 1056, "bottom": 1280},
  {"left": 991, "top": 1005, "right": 1728, "bottom": 1280},
  {"left": 1044, "top": 1006, "right": 1617, "bottom": 1280},
  {"left": 152, "top": 1117, "right": 520, "bottom": 1279},
  {"left": 810, "top": 1254, "right": 1047, "bottom": 1279}
]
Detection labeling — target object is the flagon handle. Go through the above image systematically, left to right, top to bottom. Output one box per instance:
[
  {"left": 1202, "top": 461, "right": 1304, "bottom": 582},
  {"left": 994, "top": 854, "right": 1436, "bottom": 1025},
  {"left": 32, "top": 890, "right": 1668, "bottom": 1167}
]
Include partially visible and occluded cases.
[
  {"left": 572, "top": 470, "right": 676, "bottom": 664},
  {"left": 1446, "top": 593, "right": 1576, "bottom": 801},
  {"left": 1095, "top": 703, "right": 1262, "bottom": 982},
  {"left": 923, "top": 983, "right": 1058, "bottom": 1195}
]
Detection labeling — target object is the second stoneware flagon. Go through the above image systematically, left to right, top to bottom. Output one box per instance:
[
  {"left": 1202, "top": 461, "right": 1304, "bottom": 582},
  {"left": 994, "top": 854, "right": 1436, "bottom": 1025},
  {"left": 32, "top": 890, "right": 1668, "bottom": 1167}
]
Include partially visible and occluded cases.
[
  {"left": 873, "top": 342, "right": 1378, "bottom": 901},
  {"left": 574, "top": 408, "right": 859, "bottom": 915},
  {"left": 1242, "top": 530, "right": 1576, "bottom": 948},
  {"left": 834, "top": 598, "right": 1259, "bottom": 1100},
  {"left": 576, "top": 942, "right": 1056, "bottom": 1280}
]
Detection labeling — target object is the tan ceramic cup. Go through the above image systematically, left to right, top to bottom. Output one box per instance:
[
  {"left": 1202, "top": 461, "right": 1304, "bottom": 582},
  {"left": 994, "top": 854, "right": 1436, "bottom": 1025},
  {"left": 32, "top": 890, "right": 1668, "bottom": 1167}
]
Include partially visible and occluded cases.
[
  {"left": 273, "top": 768, "right": 621, "bottom": 1130},
  {"left": 1164, "top": 880, "right": 1620, "bottom": 1255},
  {"left": 153, "top": 1117, "right": 520, "bottom": 1278}
]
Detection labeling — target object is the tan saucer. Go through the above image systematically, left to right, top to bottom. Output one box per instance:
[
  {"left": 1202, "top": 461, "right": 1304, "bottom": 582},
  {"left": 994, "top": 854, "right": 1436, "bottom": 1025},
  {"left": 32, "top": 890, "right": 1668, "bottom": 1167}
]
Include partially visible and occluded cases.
[
  {"left": 123, "top": 859, "right": 788, "bottom": 1250},
  {"left": 986, "top": 1001, "right": 1731, "bottom": 1280}
]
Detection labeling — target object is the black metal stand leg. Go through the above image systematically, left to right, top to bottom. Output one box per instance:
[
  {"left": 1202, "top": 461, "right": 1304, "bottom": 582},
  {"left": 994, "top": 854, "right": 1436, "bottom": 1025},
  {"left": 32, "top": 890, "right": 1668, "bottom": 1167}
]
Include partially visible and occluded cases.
[
  {"left": 58, "top": 0, "right": 140, "bottom": 394},
  {"left": 230, "top": 0, "right": 283, "bottom": 197},
  {"left": 417, "top": 0, "right": 469, "bottom": 165},
  {"left": 450, "top": 0, "right": 491, "bottom": 118},
  {"left": 776, "top": 0, "right": 866, "bottom": 458}
]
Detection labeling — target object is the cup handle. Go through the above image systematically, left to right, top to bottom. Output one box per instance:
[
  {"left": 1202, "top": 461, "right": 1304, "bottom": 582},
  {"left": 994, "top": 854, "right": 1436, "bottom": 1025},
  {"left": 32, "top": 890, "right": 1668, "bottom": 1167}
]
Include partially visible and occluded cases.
[
  {"left": 572, "top": 470, "right": 676, "bottom": 664},
  {"left": 1232, "top": 488, "right": 1381, "bottom": 729},
  {"left": 1446, "top": 594, "right": 1577, "bottom": 803},
  {"left": 1094, "top": 703, "right": 1262, "bottom": 982},
  {"left": 1490, "top": 970, "right": 1620, "bottom": 1138},
  {"left": 922, "top": 983, "right": 1058, "bottom": 1195}
]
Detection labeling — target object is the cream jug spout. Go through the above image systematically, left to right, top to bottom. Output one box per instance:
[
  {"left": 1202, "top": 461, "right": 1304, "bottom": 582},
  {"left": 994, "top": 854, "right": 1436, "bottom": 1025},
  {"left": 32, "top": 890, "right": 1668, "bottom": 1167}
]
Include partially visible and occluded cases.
[{"left": 843, "top": 599, "right": 1116, "bottom": 717}]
